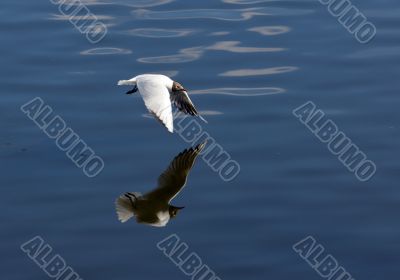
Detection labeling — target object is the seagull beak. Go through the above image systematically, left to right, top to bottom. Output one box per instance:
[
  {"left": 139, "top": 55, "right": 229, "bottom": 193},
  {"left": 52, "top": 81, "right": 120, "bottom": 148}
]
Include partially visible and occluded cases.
[
  {"left": 169, "top": 205, "right": 185, "bottom": 218},
  {"left": 170, "top": 205, "right": 185, "bottom": 210}
]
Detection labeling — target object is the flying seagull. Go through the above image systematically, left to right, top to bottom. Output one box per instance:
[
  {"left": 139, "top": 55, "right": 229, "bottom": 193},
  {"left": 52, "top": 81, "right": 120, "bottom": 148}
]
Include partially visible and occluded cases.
[
  {"left": 118, "top": 74, "right": 206, "bottom": 133},
  {"left": 115, "top": 142, "right": 206, "bottom": 227}
]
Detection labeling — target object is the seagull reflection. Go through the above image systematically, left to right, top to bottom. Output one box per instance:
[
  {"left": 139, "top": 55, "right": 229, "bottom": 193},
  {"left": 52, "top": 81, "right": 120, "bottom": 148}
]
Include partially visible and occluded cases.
[{"left": 115, "top": 142, "right": 205, "bottom": 227}]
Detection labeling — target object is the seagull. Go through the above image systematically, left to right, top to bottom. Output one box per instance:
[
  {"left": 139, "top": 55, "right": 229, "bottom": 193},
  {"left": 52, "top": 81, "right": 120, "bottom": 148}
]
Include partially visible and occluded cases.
[
  {"left": 117, "top": 74, "right": 206, "bottom": 133},
  {"left": 115, "top": 142, "right": 206, "bottom": 227}
]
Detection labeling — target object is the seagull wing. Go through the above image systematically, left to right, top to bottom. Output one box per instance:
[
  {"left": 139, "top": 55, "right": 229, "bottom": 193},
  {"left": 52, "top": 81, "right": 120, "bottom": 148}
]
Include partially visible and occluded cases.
[
  {"left": 137, "top": 78, "right": 173, "bottom": 133},
  {"left": 170, "top": 90, "right": 199, "bottom": 116},
  {"left": 146, "top": 142, "right": 206, "bottom": 203}
]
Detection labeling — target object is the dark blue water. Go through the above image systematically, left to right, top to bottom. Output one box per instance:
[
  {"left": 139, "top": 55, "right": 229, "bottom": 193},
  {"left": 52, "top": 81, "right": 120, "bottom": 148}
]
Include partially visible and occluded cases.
[{"left": 1, "top": 0, "right": 400, "bottom": 279}]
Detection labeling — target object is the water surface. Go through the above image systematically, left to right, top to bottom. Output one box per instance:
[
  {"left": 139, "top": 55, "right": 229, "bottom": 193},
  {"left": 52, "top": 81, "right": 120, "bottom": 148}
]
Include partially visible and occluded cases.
[{"left": 1, "top": 0, "right": 400, "bottom": 279}]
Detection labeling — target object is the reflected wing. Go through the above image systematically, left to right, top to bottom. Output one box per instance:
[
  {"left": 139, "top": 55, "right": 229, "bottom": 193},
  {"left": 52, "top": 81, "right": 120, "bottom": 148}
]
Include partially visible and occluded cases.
[
  {"left": 137, "top": 78, "right": 173, "bottom": 133},
  {"left": 170, "top": 90, "right": 199, "bottom": 116},
  {"left": 147, "top": 142, "right": 206, "bottom": 203}
]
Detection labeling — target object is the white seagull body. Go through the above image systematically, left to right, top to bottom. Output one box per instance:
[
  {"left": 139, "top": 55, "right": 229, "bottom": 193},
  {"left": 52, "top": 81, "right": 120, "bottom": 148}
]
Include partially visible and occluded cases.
[{"left": 118, "top": 74, "right": 204, "bottom": 133}]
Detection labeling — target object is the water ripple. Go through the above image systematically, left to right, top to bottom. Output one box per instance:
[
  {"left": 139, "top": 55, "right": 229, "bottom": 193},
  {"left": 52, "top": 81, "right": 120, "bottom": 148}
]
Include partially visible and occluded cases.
[
  {"left": 77, "top": 0, "right": 175, "bottom": 7},
  {"left": 121, "top": 0, "right": 174, "bottom": 7},
  {"left": 132, "top": 7, "right": 311, "bottom": 21},
  {"left": 48, "top": 13, "right": 116, "bottom": 29},
  {"left": 49, "top": 14, "right": 113, "bottom": 21},
  {"left": 248, "top": 26, "right": 290, "bottom": 36},
  {"left": 123, "top": 28, "right": 196, "bottom": 38},
  {"left": 209, "top": 31, "right": 231, "bottom": 36},
  {"left": 138, "top": 41, "right": 284, "bottom": 63},
  {"left": 207, "top": 41, "right": 284, "bottom": 53},
  {"left": 80, "top": 47, "right": 132, "bottom": 55},
  {"left": 137, "top": 47, "right": 204, "bottom": 63},
  {"left": 219, "top": 66, "right": 298, "bottom": 77},
  {"left": 191, "top": 87, "right": 285, "bottom": 96}
]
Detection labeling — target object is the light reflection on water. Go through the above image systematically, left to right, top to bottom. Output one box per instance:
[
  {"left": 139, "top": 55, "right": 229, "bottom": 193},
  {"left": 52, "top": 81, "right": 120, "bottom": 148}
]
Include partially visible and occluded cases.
[
  {"left": 76, "top": 0, "right": 175, "bottom": 7},
  {"left": 132, "top": 7, "right": 312, "bottom": 21},
  {"left": 49, "top": 14, "right": 114, "bottom": 21},
  {"left": 248, "top": 26, "right": 290, "bottom": 36},
  {"left": 123, "top": 28, "right": 197, "bottom": 38},
  {"left": 138, "top": 41, "right": 285, "bottom": 63},
  {"left": 207, "top": 41, "right": 285, "bottom": 53},
  {"left": 80, "top": 47, "right": 132, "bottom": 55},
  {"left": 137, "top": 47, "right": 204, "bottom": 63},
  {"left": 219, "top": 66, "right": 298, "bottom": 77},
  {"left": 190, "top": 87, "right": 285, "bottom": 96}
]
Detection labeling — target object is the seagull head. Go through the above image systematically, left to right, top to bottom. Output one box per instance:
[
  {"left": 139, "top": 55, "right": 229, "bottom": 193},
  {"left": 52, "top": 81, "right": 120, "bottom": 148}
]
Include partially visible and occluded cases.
[
  {"left": 171, "top": 81, "right": 187, "bottom": 93},
  {"left": 169, "top": 205, "right": 185, "bottom": 218}
]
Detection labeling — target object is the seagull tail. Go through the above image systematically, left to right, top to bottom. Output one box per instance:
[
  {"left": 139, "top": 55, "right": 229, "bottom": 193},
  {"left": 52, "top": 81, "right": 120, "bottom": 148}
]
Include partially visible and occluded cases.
[
  {"left": 117, "top": 78, "right": 137, "bottom": 86},
  {"left": 115, "top": 194, "right": 135, "bottom": 223}
]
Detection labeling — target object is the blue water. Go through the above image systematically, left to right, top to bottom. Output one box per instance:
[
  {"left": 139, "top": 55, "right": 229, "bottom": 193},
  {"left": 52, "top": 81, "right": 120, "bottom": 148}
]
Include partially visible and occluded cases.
[{"left": 1, "top": 0, "right": 400, "bottom": 279}]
